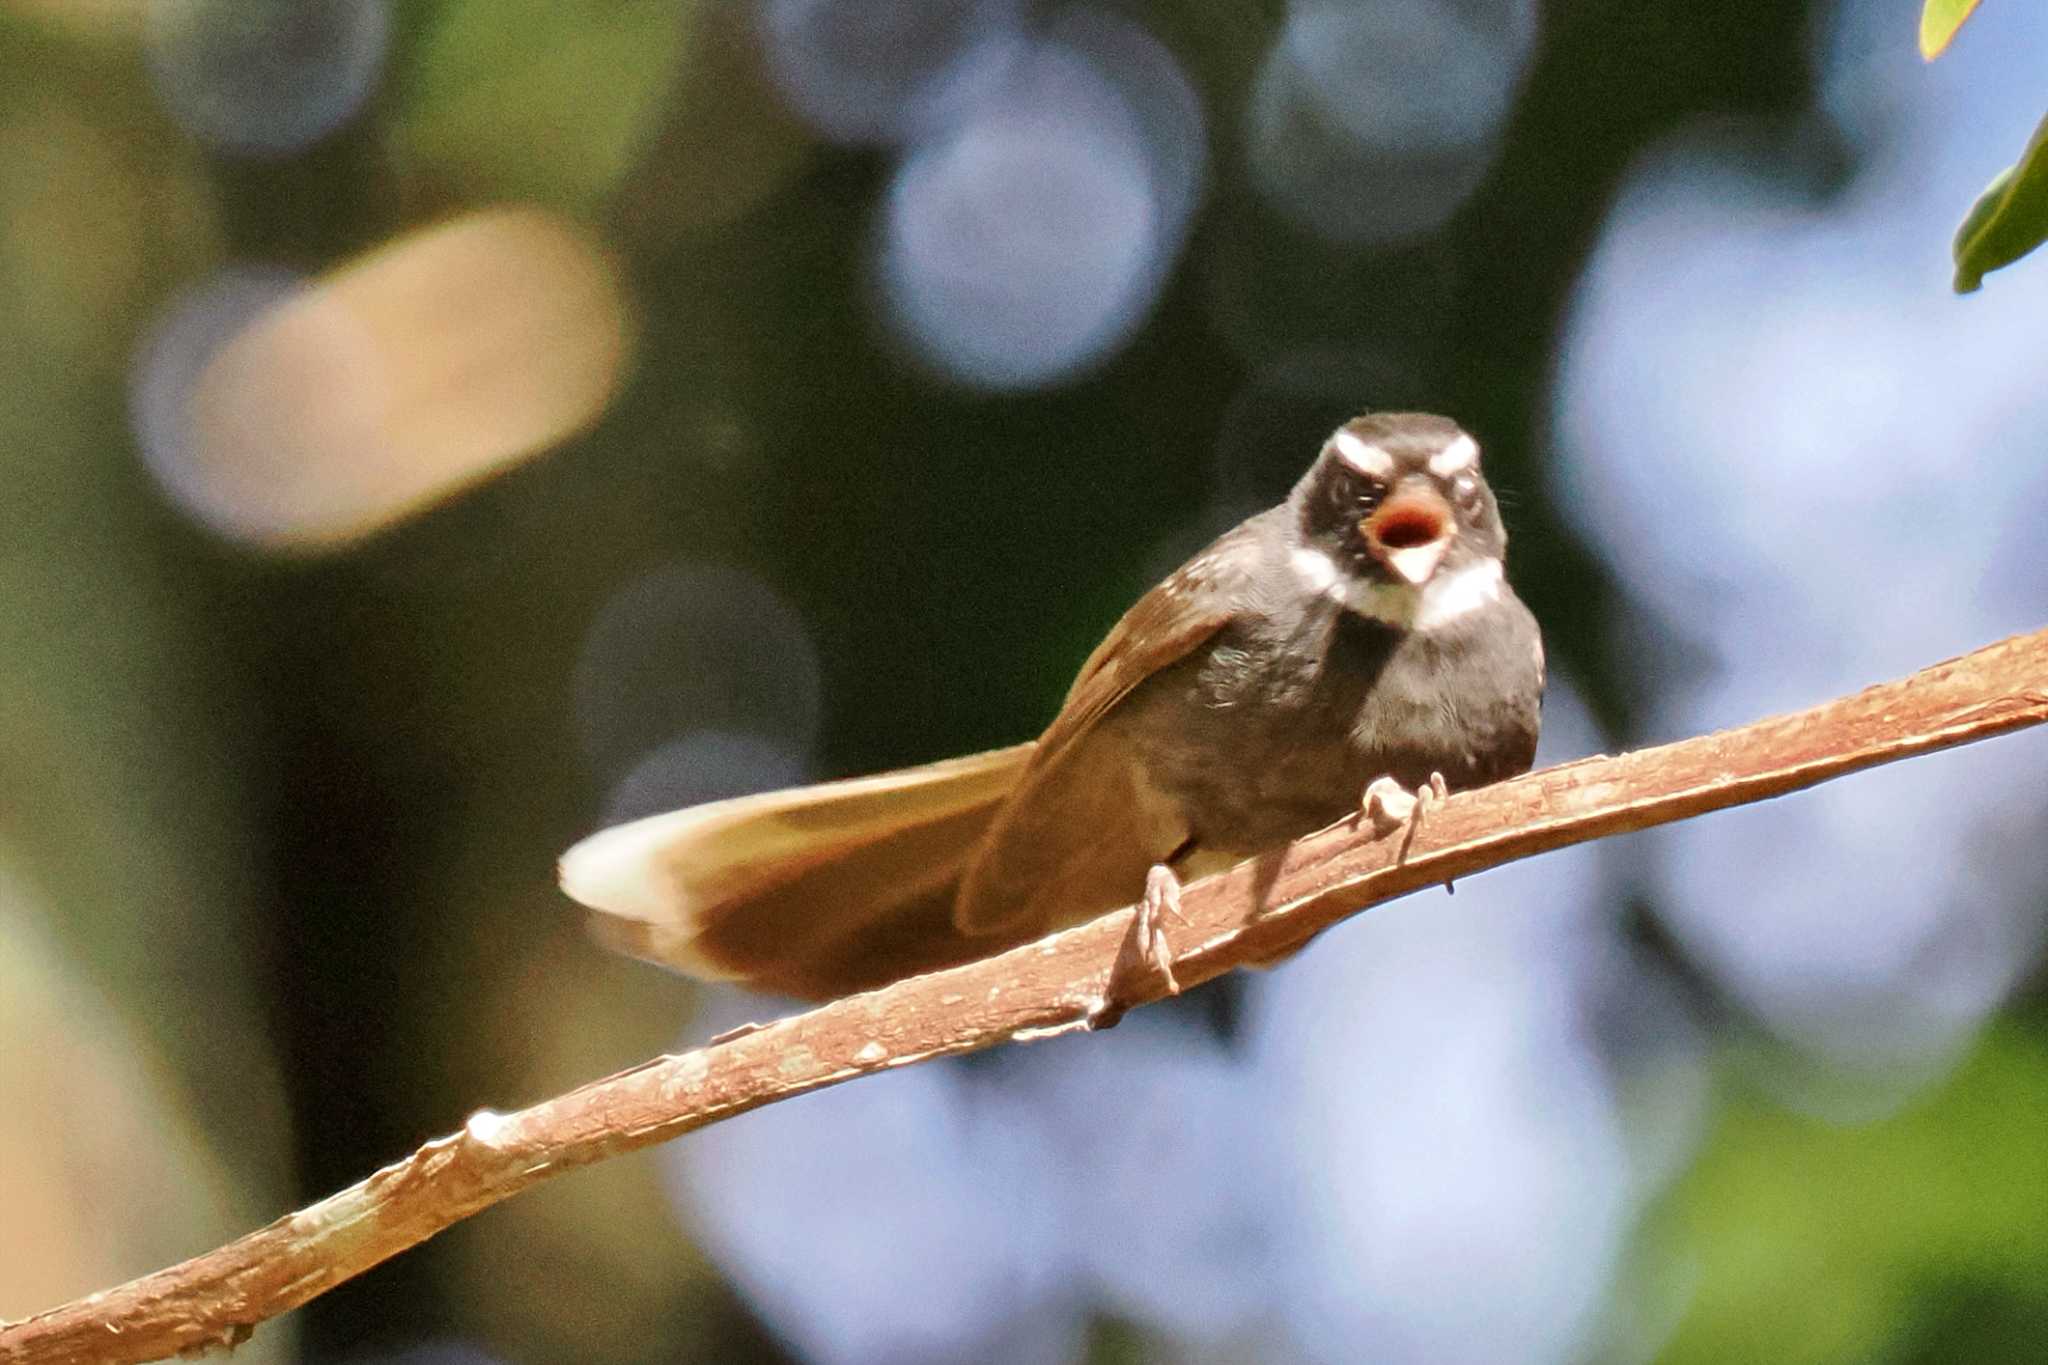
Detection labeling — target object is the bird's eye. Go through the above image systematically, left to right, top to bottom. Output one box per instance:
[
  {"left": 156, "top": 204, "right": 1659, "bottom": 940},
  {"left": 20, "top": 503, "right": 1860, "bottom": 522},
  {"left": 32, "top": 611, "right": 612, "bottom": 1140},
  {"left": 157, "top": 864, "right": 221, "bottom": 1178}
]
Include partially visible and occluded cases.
[
  {"left": 1337, "top": 473, "right": 1385, "bottom": 511},
  {"left": 1451, "top": 474, "right": 1481, "bottom": 506}
]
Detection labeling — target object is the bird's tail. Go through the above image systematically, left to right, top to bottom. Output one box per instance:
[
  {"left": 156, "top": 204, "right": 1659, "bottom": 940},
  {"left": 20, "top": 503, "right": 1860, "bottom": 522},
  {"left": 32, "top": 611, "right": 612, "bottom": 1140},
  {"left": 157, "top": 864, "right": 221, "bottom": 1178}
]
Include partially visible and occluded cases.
[{"left": 559, "top": 743, "right": 1034, "bottom": 1000}]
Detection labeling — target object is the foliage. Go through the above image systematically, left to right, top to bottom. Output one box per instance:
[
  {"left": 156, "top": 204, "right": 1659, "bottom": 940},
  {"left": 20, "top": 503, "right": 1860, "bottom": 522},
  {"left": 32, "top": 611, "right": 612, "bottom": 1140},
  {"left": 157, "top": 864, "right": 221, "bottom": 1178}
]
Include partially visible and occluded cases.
[
  {"left": 1917, "top": 0, "right": 1982, "bottom": 59},
  {"left": 1923, "top": 0, "right": 2048, "bottom": 290},
  {"left": 1951, "top": 115, "right": 2048, "bottom": 292},
  {"left": 1655, "top": 1026, "right": 2048, "bottom": 1364}
]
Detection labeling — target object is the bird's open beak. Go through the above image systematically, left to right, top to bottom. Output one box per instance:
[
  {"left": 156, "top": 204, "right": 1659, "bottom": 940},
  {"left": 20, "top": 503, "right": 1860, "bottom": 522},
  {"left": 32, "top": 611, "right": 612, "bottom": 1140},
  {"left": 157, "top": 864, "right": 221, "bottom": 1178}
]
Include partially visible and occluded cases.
[{"left": 1363, "top": 489, "right": 1452, "bottom": 586}]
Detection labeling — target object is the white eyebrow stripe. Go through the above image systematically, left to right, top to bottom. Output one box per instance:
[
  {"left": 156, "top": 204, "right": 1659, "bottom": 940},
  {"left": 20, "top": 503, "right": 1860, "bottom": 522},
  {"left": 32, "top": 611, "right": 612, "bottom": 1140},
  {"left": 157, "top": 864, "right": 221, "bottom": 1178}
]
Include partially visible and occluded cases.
[
  {"left": 1333, "top": 429, "right": 1395, "bottom": 480},
  {"left": 1427, "top": 433, "right": 1480, "bottom": 478}
]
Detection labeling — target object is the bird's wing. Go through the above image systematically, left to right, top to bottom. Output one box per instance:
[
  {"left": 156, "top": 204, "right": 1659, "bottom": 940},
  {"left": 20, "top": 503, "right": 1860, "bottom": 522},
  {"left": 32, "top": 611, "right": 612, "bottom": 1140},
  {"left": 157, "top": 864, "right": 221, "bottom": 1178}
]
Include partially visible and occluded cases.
[
  {"left": 952, "top": 517, "right": 1268, "bottom": 937},
  {"left": 1044, "top": 517, "right": 1268, "bottom": 750},
  {"left": 561, "top": 742, "right": 1034, "bottom": 986}
]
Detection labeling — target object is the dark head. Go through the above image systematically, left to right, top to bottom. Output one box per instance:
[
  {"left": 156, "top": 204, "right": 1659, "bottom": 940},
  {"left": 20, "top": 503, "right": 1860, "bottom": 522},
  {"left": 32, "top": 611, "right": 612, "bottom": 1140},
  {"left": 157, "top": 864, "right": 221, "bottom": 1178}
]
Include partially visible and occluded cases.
[{"left": 1291, "top": 412, "right": 1507, "bottom": 594}]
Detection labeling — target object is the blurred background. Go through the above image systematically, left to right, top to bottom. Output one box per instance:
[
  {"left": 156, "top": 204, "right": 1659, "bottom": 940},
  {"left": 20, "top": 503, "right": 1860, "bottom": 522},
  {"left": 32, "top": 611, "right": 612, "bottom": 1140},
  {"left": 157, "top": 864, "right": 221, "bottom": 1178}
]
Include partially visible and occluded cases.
[{"left": 3, "top": 0, "right": 2047, "bottom": 1361}]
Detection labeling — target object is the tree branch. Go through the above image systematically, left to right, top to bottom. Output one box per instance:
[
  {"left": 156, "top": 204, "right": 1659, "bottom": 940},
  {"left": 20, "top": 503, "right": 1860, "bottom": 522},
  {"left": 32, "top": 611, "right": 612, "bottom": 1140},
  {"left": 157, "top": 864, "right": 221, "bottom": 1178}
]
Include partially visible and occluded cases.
[{"left": 6, "top": 627, "right": 2047, "bottom": 1365}]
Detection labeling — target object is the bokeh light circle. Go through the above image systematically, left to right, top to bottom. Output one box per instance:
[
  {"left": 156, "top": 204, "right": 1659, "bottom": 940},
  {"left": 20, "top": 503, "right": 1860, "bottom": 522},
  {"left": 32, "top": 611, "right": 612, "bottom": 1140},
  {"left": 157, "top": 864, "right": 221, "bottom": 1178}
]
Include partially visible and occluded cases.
[
  {"left": 145, "top": 0, "right": 390, "bottom": 158},
  {"left": 757, "top": 0, "right": 1027, "bottom": 145},
  {"left": 1247, "top": 0, "right": 1538, "bottom": 247},
  {"left": 874, "top": 10, "right": 1204, "bottom": 391},
  {"left": 572, "top": 561, "right": 824, "bottom": 791}
]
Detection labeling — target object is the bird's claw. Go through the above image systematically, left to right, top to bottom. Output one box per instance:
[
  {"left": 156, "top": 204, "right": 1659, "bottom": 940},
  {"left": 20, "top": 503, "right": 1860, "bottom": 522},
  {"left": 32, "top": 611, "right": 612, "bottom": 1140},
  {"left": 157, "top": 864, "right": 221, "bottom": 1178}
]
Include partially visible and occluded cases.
[
  {"left": 1090, "top": 864, "right": 1185, "bottom": 1029},
  {"left": 1138, "top": 864, "right": 1187, "bottom": 988}
]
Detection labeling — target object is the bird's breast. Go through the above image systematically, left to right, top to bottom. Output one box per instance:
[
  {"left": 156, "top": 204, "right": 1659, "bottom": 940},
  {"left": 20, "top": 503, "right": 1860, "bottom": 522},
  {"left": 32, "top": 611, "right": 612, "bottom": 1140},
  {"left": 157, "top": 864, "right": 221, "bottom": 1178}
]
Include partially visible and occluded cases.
[{"left": 1119, "top": 597, "right": 1540, "bottom": 855}]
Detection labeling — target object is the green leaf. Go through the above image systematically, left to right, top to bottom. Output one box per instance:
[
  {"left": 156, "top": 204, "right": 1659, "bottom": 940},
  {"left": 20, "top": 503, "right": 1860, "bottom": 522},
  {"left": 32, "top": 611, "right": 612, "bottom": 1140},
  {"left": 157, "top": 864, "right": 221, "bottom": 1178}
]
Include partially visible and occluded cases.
[
  {"left": 1919, "top": 0, "right": 1984, "bottom": 60},
  {"left": 1953, "top": 111, "right": 2048, "bottom": 292}
]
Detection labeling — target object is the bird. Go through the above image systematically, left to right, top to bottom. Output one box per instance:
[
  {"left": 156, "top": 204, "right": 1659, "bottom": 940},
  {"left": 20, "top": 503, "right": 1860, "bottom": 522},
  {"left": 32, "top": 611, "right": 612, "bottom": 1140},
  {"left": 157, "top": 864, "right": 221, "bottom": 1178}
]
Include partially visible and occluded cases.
[{"left": 560, "top": 412, "right": 1545, "bottom": 1003}]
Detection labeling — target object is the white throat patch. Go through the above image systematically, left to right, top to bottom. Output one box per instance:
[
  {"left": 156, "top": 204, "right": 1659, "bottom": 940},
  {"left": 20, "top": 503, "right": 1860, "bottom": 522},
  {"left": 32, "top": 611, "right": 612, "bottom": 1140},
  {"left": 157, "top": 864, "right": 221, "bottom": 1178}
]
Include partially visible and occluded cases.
[{"left": 1289, "top": 549, "right": 1504, "bottom": 630}]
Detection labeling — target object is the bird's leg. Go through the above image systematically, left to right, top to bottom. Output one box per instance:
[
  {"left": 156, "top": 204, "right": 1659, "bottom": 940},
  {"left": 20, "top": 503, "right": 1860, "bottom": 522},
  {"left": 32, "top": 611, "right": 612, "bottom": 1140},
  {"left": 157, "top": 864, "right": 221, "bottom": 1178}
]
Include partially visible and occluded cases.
[{"left": 1089, "top": 864, "right": 1185, "bottom": 1029}]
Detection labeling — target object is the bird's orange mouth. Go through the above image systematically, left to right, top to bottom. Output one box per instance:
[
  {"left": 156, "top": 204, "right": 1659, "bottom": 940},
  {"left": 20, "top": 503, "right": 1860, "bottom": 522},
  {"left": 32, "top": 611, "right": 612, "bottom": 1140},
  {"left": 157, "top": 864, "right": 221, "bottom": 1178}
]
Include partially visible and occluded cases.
[{"left": 1363, "top": 490, "right": 1452, "bottom": 585}]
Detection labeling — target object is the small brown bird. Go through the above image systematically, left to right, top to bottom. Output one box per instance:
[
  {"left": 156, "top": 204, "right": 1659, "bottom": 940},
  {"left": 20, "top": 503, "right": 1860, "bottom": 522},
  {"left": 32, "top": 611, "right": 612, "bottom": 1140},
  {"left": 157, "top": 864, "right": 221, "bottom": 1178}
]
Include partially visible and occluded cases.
[{"left": 561, "top": 413, "right": 1544, "bottom": 1000}]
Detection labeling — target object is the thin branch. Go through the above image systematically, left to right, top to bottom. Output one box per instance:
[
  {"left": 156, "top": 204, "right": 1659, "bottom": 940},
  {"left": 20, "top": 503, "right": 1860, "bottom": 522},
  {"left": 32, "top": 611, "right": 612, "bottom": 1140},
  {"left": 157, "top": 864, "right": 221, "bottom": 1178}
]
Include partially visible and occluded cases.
[{"left": 6, "top": 627, "right": 2048, "bottom": 1365}]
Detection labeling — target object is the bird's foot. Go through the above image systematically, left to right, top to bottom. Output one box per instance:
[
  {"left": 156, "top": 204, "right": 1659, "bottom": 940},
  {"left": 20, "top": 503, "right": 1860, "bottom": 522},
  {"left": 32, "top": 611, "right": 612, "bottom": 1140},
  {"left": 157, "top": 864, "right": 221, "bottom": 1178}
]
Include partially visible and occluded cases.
[
  {"left": 1362, "top": 772, "right": 1450, "bottom": 860},
  {"left": 1361, "top": 775, "right": 1418, "bottom": 835},
  {"left": 1089, "top": 864, "right": 1185, "bottom": 1029},
  {"left": 1137, "top": 864, "right": 1187, "bottom": 990}
]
